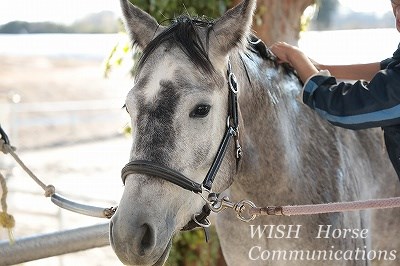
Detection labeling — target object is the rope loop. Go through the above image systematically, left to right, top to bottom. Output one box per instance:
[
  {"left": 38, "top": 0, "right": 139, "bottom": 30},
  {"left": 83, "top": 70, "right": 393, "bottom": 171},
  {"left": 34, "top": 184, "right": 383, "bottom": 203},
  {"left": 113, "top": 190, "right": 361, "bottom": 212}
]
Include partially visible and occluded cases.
[
  {"left": 0, "top": 139, "right": 16, "bottom": 155},
  {"left": 44, "top": 185, "right": 56, "bottom": 197}
]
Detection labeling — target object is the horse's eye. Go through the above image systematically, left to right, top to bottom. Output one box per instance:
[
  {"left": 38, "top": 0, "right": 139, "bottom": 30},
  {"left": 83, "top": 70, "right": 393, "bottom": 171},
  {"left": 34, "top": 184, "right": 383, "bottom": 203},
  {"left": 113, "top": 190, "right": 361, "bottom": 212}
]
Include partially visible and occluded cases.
[{"left": 190, "top": 104, "right": 211, "bottom": 118}]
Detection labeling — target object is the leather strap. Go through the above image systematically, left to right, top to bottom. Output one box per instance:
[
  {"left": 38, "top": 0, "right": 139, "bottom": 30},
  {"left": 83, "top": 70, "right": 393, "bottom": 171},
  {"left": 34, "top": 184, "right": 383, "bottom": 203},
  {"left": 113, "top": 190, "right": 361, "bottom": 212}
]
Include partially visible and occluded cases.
[
  {"left": 203, "top": 62, "right": 240, "bottom": 191},
  {"left": 202, "top": 127, "right": 235, "bottom": 190},
  {"left": 121, "top": 160, "right": 203, "bottom": 193},
  {"left": 181, "top": 204, "right": 211, "bottom": 231}
]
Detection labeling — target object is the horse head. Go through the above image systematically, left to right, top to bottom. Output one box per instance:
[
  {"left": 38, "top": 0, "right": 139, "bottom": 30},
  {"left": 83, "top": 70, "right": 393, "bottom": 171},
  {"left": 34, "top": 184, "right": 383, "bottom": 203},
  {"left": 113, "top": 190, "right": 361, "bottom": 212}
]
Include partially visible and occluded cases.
[{"left": 110, "top": 0, "right": 256, "bottom": 265}]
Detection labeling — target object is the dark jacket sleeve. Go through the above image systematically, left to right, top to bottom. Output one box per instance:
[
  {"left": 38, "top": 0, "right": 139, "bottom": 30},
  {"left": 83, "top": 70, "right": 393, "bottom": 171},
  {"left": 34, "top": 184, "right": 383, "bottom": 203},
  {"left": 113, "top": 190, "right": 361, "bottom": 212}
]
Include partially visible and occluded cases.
[{"left": 302, "top": 66, "right": 400, "bottom": 130}]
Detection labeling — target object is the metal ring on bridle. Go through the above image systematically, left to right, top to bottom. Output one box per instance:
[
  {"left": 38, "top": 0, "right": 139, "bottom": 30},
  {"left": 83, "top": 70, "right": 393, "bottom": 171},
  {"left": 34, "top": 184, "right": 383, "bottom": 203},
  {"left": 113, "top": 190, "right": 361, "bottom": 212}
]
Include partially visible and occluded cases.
[
  {"left": 249, "top": 38, "right": 262, "bottom": 45},
  {"left": 228, "top": 72, "right": 238, "bottom": 94},
  {"left": 226, "top": 116, "right": 231, "bottom": 129},
  {"left": 192, "top": 213, "right": 211, "bottom": 228}
]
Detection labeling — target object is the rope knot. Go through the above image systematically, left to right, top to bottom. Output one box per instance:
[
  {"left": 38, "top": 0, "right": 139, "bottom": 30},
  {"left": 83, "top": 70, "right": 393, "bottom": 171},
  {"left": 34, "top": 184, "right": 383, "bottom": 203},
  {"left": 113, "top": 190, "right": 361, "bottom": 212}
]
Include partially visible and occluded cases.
[
  {"left": 0, "top": 139, "right": 16, "bottom": 155},
  {"left": 44, "top": 185, "right": 56, "bottom": 197},
  {"left": 0, "top": 211, "right": 15, "bottom": 244},
  {"left": 0, "top": 212, "right": 15, "bottom": 229}
]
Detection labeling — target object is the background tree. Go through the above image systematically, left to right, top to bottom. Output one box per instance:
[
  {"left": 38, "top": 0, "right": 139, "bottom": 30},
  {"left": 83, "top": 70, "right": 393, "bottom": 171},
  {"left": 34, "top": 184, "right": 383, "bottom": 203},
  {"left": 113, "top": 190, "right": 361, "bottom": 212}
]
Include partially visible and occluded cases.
[
  {"left": 129, "top": 0, "right": 317, "bottom": 45},
  {"left": 131, "top": 0, "right": 232, "bottom": 21},
  {"left": 231, "top": 0, "right": 316, "bottom": 45},
  {"left": 313, "top": 0, "right": 340, "bottom": 30}
]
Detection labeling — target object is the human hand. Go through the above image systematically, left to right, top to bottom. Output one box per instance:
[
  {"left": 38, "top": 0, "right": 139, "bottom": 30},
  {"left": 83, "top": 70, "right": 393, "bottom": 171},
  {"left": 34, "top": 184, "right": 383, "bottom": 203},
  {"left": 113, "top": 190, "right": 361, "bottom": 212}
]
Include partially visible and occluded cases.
[
  {"left": 270, "top": 41, "right": 319, "bottom": 83},
  {"left": 270, "top": 42, "right": 304, "bottom": 66}
]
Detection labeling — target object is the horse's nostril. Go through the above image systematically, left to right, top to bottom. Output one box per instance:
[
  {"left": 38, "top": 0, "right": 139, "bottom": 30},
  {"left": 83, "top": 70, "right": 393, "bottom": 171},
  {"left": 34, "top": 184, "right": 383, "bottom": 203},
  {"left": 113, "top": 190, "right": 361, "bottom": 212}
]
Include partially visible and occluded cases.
[{"left": 139, "top": 223, "right": 155, "bottom": 255}]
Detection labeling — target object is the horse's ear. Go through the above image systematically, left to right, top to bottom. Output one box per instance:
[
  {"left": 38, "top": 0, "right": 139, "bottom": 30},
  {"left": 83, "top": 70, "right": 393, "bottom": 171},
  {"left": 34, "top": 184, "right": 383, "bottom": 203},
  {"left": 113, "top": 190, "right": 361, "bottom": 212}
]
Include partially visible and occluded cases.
[
  {"left": 120, "top": 0, "right": 165, "bottom": 49},
  {"left": 211, "top": 0, "right": 256, "bottom": 57}
]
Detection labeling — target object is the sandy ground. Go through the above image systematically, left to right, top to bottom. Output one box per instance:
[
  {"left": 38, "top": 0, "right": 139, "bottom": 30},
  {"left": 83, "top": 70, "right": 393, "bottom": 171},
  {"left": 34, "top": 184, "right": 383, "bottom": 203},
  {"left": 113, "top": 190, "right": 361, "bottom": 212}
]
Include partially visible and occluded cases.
[
  {"left": 0, "top": 55, "right": 133, "bottom": 265},
  {"left": 0, "top": 55, "right": 133, "bottom": 150},
  {"left": 0, "top": 55, "right": 131, "bottom": 103}
]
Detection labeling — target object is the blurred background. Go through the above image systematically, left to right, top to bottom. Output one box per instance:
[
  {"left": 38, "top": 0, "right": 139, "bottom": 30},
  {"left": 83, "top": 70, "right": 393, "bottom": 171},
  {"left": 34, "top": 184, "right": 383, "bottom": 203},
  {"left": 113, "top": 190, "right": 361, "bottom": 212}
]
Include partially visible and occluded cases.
[{"left": 0, "top": 0, "right": 398, "bottom": 265}]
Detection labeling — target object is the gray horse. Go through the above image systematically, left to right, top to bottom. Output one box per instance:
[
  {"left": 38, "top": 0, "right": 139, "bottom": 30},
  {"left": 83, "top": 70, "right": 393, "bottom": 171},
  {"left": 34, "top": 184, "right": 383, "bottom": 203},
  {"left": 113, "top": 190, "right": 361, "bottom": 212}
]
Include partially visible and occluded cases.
[{"left": 110, "top": 0, "right": 400, "bottom": 265}]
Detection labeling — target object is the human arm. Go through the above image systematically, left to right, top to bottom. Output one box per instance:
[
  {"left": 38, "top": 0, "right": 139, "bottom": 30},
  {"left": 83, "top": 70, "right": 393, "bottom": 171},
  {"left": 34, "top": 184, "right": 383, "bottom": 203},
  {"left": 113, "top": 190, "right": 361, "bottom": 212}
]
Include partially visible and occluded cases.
[
  {"left": 270, "top": 42, "right": 400, "bottom": 130},
  {"left": 270, "top": 42, "right": 380, "bottom": 82},
  {"left": 314, "top": 62, "right": 380, "bottom": 82},
  {"left": 302, "top": 68, "right": 400, "bottom": 129}
]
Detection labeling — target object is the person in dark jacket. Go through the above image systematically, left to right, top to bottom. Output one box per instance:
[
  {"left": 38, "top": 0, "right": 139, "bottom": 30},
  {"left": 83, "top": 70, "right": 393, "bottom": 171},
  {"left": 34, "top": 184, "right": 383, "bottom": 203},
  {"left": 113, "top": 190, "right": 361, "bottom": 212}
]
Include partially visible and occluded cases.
[{"left": 270, "top": 0, "right": 400, "bottom": 180}]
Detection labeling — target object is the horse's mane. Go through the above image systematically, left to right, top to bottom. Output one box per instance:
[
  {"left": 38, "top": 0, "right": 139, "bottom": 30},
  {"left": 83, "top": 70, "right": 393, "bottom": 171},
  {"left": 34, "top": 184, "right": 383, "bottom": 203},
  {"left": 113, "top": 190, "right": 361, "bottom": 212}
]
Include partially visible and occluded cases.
[
  {"left": 136, "top": 15, "right": 215, "bottom": 75},
  {"left": 136, "top": 15, "right": 295, "bottom": 81},
  {"left": 246, "top": 35, "right": 297, "bottom": 77}
]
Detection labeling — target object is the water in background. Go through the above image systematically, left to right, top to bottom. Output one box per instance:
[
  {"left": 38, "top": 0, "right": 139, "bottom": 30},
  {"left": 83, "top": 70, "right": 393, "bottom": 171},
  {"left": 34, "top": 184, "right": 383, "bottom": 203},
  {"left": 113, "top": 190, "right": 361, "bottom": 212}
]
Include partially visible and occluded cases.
[
  {"left": 299, "top": 28, "right": 399, "bottom": 64},
  {"left": 0, "top": 29, "right": 398, "bottom": 62},
  {"left": 0, "top": 33, "right": 124, "bottom": 59}
]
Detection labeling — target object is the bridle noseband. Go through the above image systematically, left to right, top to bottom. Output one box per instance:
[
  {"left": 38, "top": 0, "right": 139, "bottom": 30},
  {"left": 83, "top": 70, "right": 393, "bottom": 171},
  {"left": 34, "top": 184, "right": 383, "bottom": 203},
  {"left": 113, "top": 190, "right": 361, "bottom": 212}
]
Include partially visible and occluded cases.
[{"left": 121, "top": 60, "right": 242, "bottom": 232}]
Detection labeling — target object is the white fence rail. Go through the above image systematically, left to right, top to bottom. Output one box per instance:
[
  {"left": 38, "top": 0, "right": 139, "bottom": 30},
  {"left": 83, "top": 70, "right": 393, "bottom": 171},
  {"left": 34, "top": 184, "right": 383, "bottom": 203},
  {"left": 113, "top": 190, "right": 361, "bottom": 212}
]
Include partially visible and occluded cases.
[
  {"left": 0, "top": 99, "right": 126, "bottom": 149},
  {"left": 11, "top": 100, "right": 123, "bottom": 113},
  {"left": 0, "top": 223, "right": 110, "bottom": 266}
]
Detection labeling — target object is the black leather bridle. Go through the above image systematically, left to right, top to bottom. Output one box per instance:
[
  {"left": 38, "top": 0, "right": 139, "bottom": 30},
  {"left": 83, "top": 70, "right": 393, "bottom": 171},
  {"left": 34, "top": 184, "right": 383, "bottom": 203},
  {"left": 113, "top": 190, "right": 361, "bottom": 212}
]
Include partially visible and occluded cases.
[{"left": 121, "top": 61, "right": 242, "bottom": 232}]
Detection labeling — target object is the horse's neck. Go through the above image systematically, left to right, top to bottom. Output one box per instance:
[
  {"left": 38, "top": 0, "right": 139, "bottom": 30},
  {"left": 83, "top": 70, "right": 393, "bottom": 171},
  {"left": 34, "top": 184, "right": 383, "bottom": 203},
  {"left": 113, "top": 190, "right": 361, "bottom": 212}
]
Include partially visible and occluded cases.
[
  {"left": 227, "top": 49, "right": 398, "bottom": 210},
  {"left": 232, "top": 51, "right": 330, "bottom": 203}
]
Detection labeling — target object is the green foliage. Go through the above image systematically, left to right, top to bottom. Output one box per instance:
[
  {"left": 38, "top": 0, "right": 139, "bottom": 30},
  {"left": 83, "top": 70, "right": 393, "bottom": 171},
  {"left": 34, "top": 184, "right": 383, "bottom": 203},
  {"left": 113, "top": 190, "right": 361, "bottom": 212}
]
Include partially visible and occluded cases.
[
  {"left": 130, "top": 0, "right": 232, "bottom": 21},
  {"left": 300, "top": 3, "right": 318, "bottom": 33},
  {"left": 103, "top": 34, "right": 135, "bottom": 78},
  {"left": 166, "top": 227, "right": 224, "bottom": 266}
]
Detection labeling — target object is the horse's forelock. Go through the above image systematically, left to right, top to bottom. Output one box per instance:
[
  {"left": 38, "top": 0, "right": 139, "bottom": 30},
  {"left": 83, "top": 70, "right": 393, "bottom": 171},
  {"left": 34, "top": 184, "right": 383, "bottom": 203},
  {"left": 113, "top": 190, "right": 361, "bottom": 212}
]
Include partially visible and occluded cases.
[{"left": 136, "top": 15, "right": 216, "bottom": 77}]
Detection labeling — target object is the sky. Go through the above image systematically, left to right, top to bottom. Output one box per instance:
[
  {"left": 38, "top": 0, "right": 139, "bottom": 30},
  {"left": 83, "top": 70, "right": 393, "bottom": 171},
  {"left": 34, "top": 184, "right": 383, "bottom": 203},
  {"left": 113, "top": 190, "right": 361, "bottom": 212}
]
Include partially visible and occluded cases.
[
  {"left": 0, "top": 0, "right": 394, "bottom": 25},
  {"left": 0, "top": 0, "right": 122, "bottom": 25}
]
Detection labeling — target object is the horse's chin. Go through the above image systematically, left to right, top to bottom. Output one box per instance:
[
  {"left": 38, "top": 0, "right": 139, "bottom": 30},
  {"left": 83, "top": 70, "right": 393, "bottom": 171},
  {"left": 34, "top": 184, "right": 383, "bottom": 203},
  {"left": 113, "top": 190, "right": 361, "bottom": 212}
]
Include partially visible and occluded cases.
[
  {"left": 115, "top": 237, "right": 172, "bottom": 266},
  {"left": 152, "top": 238, "right": 173, "bottom": 266}
]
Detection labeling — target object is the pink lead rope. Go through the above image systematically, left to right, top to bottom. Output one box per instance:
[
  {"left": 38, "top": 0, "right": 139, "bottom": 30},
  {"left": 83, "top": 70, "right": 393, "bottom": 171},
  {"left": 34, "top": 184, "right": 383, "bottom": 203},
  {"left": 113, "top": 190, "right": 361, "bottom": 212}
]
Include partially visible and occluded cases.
[{"left": 249, "top": 197, "right": 400, "bottom": 217}]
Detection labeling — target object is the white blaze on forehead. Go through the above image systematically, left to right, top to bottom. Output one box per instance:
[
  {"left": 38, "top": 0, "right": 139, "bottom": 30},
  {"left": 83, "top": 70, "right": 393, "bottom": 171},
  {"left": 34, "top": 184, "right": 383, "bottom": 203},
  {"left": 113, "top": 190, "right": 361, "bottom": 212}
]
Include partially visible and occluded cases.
[{"left": 142, "top": 56, "right": 177, "bottom": 103}]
